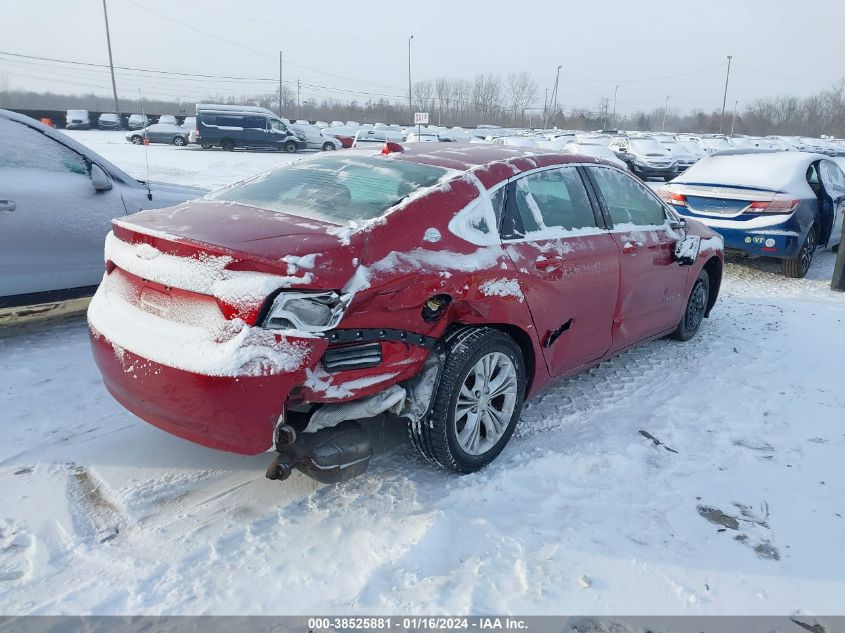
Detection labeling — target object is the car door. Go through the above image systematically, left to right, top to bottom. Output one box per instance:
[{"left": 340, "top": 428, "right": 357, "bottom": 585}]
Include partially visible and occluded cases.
[
  {"left": 0, "top": 118, "right": 125, "bottom": 300},
  {"left": 268, "top": 118, "right": 289, "bottom": 149},
  {"left": 147, "top": 124, "right": 165, "bottom": 143},
  {"left": 818, "top": 160, "right": 845, "bottom": 248},
  {"left": 585, "top": 165, "right": 688, "bottom": 350},
  {"left": 501, "top": 166, "right": 620, "bottom": 376}
]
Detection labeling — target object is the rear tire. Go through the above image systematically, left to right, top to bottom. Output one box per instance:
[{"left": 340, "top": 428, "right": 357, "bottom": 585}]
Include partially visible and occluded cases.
[
  {"left": 173, "top": 136, "right": 187, "bottom": 146},
  {"left": 221, "top": 139, "right": 235, "bottom": 152},
  {"left": 284, "top": 140, "right": 298, "bottom": 153},
  {"left": 322, "top": 142, "right": 335, "bottom": 151},
  {"left": 782, "top": 226, "right": 817, "bottom": 278},
  {"left": 671, "top": 269, "right": 710, "bottom": 341},
  {"left": 408, "top": 328, "right": 526, "bottom": 473}
]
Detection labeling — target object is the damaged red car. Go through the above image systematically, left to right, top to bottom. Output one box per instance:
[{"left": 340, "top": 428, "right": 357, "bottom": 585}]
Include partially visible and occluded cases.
[{"left": 88, "top": 145, "right": 724, "bottom": 483}]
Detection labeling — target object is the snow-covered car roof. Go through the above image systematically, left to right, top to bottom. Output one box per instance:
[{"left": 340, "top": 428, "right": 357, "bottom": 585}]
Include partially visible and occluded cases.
[{"left": 673, "top": 149, "right": 829, "bottom": 194}]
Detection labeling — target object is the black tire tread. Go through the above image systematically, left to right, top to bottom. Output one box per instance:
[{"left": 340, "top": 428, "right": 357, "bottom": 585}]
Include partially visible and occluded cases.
[
  {"left": 671, "top": 269, "right": 710, "bottom": 341},
  {"left": 408, "top": 327, "right": 525, "bottom": 473}
]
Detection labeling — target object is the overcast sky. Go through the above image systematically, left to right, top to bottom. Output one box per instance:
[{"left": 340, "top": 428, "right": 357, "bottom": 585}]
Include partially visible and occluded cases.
[{"left": 2, "top": 0, "right": 843, "bottom": 116}]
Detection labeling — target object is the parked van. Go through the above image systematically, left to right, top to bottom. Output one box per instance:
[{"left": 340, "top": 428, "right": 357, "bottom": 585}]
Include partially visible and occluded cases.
[
  {"left": 194, "top": 104, "right": 306, "bottom": 152},
  {"left": 65, "top": 110, "right": 91, "bottom": 130}
]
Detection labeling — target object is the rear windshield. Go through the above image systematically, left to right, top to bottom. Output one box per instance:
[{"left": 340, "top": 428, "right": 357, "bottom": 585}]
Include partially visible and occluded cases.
[{"left": 209, "top": 155, "right": 449, "bottom": 224}]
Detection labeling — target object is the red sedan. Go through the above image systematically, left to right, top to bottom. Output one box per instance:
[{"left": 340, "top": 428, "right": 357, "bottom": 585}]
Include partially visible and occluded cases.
[{"left": 88, "top": 144, "right": 723, "bottom": 483}]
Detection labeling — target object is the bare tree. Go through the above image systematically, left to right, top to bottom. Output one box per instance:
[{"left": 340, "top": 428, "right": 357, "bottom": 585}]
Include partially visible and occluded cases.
[{"left": 506, "top": 71, "right": 537, "bottom": 126}]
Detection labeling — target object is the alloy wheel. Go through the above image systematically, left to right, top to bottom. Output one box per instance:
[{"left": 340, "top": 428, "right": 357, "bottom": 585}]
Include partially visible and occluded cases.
[{"left": 454, "top": 352, "right": 518, "bottom": 456}]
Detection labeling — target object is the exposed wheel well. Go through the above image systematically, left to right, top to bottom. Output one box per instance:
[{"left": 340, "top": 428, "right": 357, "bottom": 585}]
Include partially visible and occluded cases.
[
  {"left": 702, "top": 256, "right": 722, "bottom": 317},
  {"left": 444, "top": 322, "right": 537, "bottom": 394}
]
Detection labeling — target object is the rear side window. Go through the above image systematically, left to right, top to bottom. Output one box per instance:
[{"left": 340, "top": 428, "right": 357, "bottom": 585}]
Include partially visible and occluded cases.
[
  {"left": 200, "top": 114, "right": 217, "bottom": 126},
  {"left": 217, "top": 116, "right": 245, "bottom": 127},
  {"left": 209, "top": 155, "right": 447, "bottom": 224},
  {"left": 588, "top": 166, "right": 666, "bottom": 227},
  {"left": 502, "top": 167, "right": 597, "bottom": 238}
]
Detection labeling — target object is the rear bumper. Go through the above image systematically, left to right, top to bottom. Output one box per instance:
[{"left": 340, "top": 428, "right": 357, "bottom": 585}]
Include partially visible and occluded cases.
[
  {"left": 632, "top": 164, "right": 676, "bottom": 178},
  {"left": 673, "top": 206, "right": 804, "bottom": 259},
  {"left": 87, "top": 272, "right": 328, "bottom": 454},
  {"left": 90, "top": 327, "right": 304, "bottom": 454}
]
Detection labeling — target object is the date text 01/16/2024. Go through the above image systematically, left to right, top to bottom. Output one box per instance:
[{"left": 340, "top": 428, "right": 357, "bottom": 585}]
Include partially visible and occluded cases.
[{"left": 307, "top": 617, "right": 528, "bottom": 630}]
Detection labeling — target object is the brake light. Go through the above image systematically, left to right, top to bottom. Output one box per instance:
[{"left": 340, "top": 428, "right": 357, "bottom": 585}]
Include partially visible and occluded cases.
[
  {"left": 382, "top": 141, "right": 404, "bottom": 154},
  {"left": 658, "top": 189, "right": 686, "bottom": 206},
  {"left": 749, "top": 197, "right": 799, "bottom": 213}
]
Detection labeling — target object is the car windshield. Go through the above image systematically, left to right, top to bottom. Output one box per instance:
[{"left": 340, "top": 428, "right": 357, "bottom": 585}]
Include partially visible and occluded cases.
[
  {"left": 630, "top": 138, "right": 666, "bottom": 155},
  {"left": 209, "top": 155, "right": 448, "bottom": 224}
]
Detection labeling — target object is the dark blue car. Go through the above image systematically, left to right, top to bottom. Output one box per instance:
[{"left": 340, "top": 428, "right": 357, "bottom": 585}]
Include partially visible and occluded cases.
[{"left": 659, "top": 150, "right": 845, "bottom": 277}]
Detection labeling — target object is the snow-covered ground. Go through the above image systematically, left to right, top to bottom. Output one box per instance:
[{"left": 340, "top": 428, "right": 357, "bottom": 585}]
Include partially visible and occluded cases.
[
  {"left": 63, "top": 130, "right": 307, "bottom": 189},
  {"left": 2, "top": 133, "right": 845, "bottom": 615}
]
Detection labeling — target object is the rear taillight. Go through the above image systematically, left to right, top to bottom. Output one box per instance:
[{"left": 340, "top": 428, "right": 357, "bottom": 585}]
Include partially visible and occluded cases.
[
  {"left": 658, "top": 189, "right": 686, "bottom": 206},
  {"left": 748, "top": 196, "right": 799, "bottom": 213}
]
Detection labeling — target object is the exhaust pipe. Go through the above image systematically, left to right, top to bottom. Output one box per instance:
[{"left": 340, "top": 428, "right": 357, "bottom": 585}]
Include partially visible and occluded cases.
[{"left": 266, "top": 420, "right": 372, "bottom": 484}]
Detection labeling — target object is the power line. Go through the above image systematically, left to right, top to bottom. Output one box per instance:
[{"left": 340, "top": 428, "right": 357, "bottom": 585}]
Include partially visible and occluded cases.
[
  {"left": 122, "top": 0, "right": 405, "bottom": 92},
  {"left": 0, "top": 51, "right": 409, "bottom": 101}
]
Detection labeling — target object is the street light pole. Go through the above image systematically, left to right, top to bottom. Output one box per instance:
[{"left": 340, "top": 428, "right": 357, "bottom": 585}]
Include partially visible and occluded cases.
[
  {"left": 101, "top": 0, "right": 121, "bottom": 127},
  {"left": 408, "top": 35, "right": 414, "bottom": 126},
  {"left": 279, "top": 51, "right": 284, "bottom": 117},
  {"left": 719, "top": 55, "right": 733, "bottom": 134},
  {"left": 551, "top": 65, "right": 562, "bottom": 128},
  {"left": 613, "top": 84, "right": 620, "bottom": 128},
  {"left": 662, "top": 94, "right": 670, "bottom": 133},
  {"left": 730, "top": 99, "right": 739, "bottom": 134}
]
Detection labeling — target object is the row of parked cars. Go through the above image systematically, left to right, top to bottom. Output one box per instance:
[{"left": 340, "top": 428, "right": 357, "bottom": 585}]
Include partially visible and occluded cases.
[
  {"left": 63, "top": 109, "right": 196, "bottom": 131},
  {"left": 113, "top": 109, "right": 845, "bottom": 282}
]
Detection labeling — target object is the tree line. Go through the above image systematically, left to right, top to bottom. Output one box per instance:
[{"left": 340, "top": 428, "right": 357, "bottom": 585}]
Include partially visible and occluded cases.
[{"left": 2, "top": 72, "right": 844, "bottom": 137}]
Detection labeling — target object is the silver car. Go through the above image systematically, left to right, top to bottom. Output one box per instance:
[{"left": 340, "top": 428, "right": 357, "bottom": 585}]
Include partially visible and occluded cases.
[
  {"left": 0, "top": 110, "right": 203, "bottom": 314},
  {"left": 126, "top": 123, "right": 190, "bottom": 146},
  {"left": 288, "top": 123, "right": 342, "bottom": 150}
]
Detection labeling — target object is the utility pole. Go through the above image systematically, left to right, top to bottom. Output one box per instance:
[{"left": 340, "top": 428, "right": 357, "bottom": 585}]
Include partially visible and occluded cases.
[
  {"left": 101, "top": 0, "right": 121, "bottom": 127},
  {"left": 408, "top": 35, "right": 414, "bottom": 126},
  {"left": 279, "top": 51, "right": 285, "bottom": 118},
  {"left": 719, "top": 55, "right": 733, "bottom": 134},
  {"left": 550, "top": 65, "right": 562, "bottom": 128},
  {"left": 296, "top": 78, "right": 301, "bottom": 120},
  {"left": 612, "top": 84, "right": 620, "bottom": 128},
  {"left": 543, "top": 88, "right": 549, "bottom": 127},
  {"left": 662, "top": 94, "right": 670, "bottom": 133},
  {"left": 730, "top": 99, "right": 739, "bottom": 134}
]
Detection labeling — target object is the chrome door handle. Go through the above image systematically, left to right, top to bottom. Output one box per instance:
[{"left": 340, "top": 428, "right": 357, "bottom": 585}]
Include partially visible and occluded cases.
[{"left": 0, "top": 200, "right": 15, "bottom": 212}]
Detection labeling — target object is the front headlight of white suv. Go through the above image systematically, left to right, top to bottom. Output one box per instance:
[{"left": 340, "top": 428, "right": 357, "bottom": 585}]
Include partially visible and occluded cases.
[{"left": 263, "top": 291, "right": 353, "bottom": 332}]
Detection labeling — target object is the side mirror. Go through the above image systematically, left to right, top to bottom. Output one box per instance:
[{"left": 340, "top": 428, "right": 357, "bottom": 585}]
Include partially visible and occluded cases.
[
  {"left": 618, "top": 147, "right": 627, "bottom": 153},
  {"left": 90, "top": 164, "right": 112, "bottom": 192},
  {"left": 669, "top": 218, "right": 687, "bottom": 230},
  {"left": 674, "top": 233, "right": 700, "bottom": 266}
]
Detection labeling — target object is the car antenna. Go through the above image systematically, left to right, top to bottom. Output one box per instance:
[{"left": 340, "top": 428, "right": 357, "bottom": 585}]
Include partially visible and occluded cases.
[{"left": 138, "top": 89, "right": 153, "bottom": 200}]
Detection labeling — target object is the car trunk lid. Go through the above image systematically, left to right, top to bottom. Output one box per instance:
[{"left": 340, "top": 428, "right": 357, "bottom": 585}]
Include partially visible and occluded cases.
[{"left": 108, "top": 200, "right": 364, "bottom": 324}]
